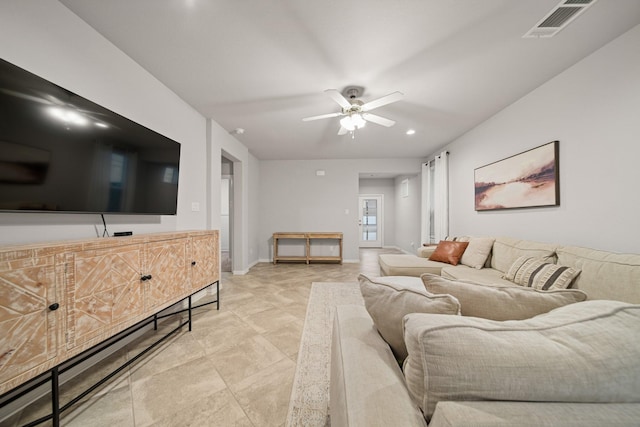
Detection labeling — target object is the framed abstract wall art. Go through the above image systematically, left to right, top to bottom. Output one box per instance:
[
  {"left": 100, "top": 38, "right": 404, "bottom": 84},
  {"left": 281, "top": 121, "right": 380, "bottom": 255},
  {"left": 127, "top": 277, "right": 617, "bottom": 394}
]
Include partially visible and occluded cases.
[{"left": 474, "top": 141, "right": 559, "bottom": 211}]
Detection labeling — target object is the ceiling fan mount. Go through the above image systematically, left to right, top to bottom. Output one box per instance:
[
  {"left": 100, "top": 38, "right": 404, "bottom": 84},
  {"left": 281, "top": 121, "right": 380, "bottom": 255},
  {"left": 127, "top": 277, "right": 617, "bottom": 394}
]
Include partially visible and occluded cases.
[
  {"left": 302, "top": 85, "right": 403, "bottom": 136},
  {"left": 342, "top": 85, "right": 365, "bottom": 100}
]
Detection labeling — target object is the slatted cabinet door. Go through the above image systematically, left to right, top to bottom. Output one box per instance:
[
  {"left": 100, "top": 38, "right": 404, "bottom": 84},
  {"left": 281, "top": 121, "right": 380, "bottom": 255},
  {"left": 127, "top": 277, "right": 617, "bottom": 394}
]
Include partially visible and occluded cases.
[
  {"left": 189, "top": 231, "right": 219, "bottom": 293},
  {"left": 143, "top": 237, "right": 189, "bottom": 311},
  {"left": 65, "top": 243, "right": 144, "bottom": 350},
  {"left": 0, "top": 249, "right": 59, "bottom": 392}
]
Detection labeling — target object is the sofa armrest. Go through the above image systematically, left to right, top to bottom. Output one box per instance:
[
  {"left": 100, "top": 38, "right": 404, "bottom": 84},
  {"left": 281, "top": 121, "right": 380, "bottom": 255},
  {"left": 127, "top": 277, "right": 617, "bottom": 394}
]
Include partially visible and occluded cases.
[
  {"left": 417, "top": 245, "right": 436, "bottom": 258},
  {"left": 330, "top": 305, "right": 427, "bottom": 427}
]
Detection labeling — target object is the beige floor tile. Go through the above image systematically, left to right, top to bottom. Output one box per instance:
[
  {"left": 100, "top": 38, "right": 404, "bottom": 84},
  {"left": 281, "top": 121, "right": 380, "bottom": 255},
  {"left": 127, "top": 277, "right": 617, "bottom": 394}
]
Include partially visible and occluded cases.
[
  {"left": 227, "top": 297, "right": 278, "bottom": 318},
  {"left": 281, "top": 302, "right": 309, "bottom": 320},
  {"left": 241, "top": 306, "right": 299, "bottom": 334},
  {"left": 190, "top": 312, "right": 261, "bottom": 356},
  {"left": 262, "top": 322, "right": 304, "bottom": 357},
  {"left": 128, "top": 329, "right": 206, "bottom": 382},
  {"left": 213, "top": 335, "right": 287, "bottom": 387},
  {"left": 59, "top": 348, "right": 130, "bottom": 402},
  {"left": 131, "top": 356, "right": 227, "bottom": 426},
  {"left": 229, "top": 357, "right": 296, "bottom": 427},
  {"left": 15, "top": 381, "right": 134, "bottom": 427},
  {"left": 62, "top": 384, "right": 134, "bottom": 427},
  {"left": 142, "top": 388, "right": 253, "bottom": 427}
]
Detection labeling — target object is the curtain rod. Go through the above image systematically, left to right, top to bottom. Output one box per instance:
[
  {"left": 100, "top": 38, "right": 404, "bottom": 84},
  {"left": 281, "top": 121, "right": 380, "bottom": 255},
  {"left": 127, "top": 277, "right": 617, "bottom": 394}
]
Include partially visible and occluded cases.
[{"left": 424, "top": 151, "right": 449, "bottom": 165}]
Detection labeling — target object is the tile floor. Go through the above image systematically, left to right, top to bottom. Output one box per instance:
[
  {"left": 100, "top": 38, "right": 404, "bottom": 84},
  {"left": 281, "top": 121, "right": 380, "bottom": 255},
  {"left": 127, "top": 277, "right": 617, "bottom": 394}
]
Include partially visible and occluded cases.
[{"left": 5, "top": 248, "right": 402, "bottom": 427}]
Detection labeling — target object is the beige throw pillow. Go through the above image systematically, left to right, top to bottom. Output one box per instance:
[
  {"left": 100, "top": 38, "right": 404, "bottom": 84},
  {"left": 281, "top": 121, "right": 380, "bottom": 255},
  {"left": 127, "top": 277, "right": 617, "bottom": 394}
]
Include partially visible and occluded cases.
[
  {"left": 459, "top": 237, "right": 495, "bottom": 269},
  {"left": 505, "top": 256, "right": 581, "bottom": 290},
  {"left": 357, "top": 274, "right": 460, "bottom": 363},
  {"left": 421, "top": 274, "right": 587, "bottom": 320},
  {"left": 403, "top": 300, "right": 640, "bottom": 421}
]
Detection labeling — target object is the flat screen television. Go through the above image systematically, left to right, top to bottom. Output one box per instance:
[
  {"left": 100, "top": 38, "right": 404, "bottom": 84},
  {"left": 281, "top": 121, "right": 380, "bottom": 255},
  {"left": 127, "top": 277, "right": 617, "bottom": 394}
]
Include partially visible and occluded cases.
[{"left": 0, "top": 58, "right": 181, "bottom": 215}]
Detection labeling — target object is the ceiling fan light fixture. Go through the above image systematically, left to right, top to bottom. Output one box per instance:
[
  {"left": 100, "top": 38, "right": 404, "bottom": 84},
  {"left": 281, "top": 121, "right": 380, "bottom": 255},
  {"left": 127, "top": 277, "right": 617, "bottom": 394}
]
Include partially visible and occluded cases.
[
  {"left": 340, "top": 113, "right": 366, "bottom": 131},
  {"left": 352, "top": 113, "right": 366, "bottom": 129},
  {"left": 339, "top": 116, "right": 354, "bottom": 131}
]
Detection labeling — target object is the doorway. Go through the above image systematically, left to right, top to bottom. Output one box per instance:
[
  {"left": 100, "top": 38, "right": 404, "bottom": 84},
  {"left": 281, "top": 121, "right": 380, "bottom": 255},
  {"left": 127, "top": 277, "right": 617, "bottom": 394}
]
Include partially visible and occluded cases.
[
  {"left": 221, "top": 157, "right": 233, "bottom": 272},
  {"left": 358, "top": 195, "right": 383, "bottom": 247}
]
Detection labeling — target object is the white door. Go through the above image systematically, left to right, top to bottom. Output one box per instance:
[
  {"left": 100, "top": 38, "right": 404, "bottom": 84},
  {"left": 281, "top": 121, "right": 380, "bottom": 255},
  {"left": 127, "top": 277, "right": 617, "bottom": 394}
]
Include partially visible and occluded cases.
[{"left": 359, "top": 195, "right": 383, "bottom": 247}]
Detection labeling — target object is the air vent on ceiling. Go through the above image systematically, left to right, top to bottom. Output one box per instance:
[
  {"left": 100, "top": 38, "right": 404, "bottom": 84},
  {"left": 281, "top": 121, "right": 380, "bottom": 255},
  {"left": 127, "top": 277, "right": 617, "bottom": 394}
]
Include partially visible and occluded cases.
[{"left": 523, "top": 0, "right": 598, "bottom": 38}]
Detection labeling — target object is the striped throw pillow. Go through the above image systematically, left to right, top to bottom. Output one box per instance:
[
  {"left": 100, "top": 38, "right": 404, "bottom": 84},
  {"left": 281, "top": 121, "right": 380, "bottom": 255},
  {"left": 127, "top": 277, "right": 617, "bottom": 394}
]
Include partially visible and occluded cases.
[{"left": 505, "top": 256, "right": 581, "bottom": 290}]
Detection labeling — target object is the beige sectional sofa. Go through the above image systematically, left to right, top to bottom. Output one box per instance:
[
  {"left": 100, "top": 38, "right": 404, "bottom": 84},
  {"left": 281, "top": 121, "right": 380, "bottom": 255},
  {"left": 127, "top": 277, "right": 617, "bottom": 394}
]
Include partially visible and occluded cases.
[
  {"left": 379, "top": 236, "right": 640, "bottom": 303},
  {"left": 330, "top": 237, "right": 640, "bottom": 426}
]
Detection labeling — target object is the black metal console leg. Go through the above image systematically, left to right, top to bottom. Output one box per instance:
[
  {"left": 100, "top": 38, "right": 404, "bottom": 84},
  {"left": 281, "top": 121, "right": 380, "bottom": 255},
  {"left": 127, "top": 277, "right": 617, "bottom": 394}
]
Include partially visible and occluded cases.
[
  {"left": 216, "top": 281, "right": 220, "bottom": 310},
  {"left": 188, "top": 295, "right": 192, "bottom": 332},
  {"left": 154, "top": 313, "right": 158, "bottom": 331},
  {"left": 51, "top": 367, "right": 60, "bottom": 427}
]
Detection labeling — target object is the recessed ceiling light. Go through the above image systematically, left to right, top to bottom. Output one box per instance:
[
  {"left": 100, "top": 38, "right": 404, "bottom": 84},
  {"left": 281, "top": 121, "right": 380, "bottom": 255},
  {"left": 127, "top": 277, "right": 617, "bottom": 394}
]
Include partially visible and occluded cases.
[{"left": 406, "top": 129, "right": 416, "bottom": 135}]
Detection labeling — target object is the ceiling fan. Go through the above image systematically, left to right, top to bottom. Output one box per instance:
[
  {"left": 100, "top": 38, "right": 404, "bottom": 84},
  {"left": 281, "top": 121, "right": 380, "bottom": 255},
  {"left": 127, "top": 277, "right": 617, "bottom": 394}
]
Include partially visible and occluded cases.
[{"left": 303, "top": 86, "right": 403, "bottom": 136}]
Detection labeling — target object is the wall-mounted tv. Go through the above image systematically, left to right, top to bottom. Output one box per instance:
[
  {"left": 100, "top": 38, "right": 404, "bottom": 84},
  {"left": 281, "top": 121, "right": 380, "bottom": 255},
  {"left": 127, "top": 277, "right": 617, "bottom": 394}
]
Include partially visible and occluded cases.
[{"left": 0, "top": 58, "right": 180, "bottom": 215}]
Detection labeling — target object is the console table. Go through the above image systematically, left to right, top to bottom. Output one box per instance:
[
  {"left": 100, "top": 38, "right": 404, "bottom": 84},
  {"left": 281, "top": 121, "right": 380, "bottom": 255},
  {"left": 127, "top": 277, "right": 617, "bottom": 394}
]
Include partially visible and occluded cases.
[
  {"left": 0, "top": 230, "right": 219, "bottom": 426},
  {"left": 272, "top": 232, "right": 343, "bottom": 264}
]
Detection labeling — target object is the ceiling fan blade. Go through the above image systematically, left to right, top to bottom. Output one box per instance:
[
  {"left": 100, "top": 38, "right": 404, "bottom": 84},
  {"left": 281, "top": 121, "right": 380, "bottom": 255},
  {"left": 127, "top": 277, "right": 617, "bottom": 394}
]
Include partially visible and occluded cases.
[
  {"left": 325, "top": 89, "right": 352, "bottom": 110},
  {"left": 361, "top": 91, "right": 403, "bottom": 112},
  {"left": 302, "top": 112, "right": 342, "bottom": 121},
  {"left": 362, "top": 113, "right": 396, "bottom": 127},
  {"left": 337, "top": 126, "right": 349, "bottom": 135}
]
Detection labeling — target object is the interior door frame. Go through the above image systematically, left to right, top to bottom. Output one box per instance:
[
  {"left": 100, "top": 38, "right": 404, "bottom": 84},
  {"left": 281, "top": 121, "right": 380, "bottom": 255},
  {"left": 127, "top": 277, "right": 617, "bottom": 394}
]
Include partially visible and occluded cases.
[
  {"left": 220, "top": 174, "right": 233, "bottom": 272},
  {"left": 358, "top": 194, "right": 384, "bottom": 248}
]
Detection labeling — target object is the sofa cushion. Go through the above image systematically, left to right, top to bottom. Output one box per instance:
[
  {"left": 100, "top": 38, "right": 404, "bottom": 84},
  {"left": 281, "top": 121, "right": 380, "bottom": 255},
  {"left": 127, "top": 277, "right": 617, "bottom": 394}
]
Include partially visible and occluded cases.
[
  {"left": 460, "top": 237, "right": 495, "bottom": 269},
  {"left": 491, "top": 237, "right": 556, "bottom": 273},
  {"left": 429, "top": 240, "right": 469, "bottom": 266},
  {"left": 556, "top": 245, "right": 640, "bottom": 304},
  {"left": 379, "top": 254, "right": 447, "bottom": 277},
  {"left": 504, "top": 256, "right": 581, "bottom": 290},
  {"left": 441, "top": 265, "right": 512, "bottom": 286},
  {"left": 357, "top": 274, "right": 460, "bottom": 362},
  {"left": 421, "top": 274, "right": 587, "bottom": 320},
  {"left": 403, "top": 300, "right": 640, "bottom": 421},
  {"left": 330, "top": 305, "right": 428, "bottom": 427}
]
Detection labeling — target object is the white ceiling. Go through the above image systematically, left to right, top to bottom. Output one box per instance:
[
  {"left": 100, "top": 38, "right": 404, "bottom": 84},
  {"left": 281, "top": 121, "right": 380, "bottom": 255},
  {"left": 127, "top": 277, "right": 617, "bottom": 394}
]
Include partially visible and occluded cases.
[{"left": 59, "top": 0, "right": 640, "bottom": 161}]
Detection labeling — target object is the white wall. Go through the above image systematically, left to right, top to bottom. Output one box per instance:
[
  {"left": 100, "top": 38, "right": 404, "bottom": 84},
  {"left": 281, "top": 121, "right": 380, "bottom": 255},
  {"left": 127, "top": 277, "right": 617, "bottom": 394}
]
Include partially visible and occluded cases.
[
  {"left": 0, "top": 1, "right": 208, "bottom": 244},
  {"left": 436, "top": 24, "right": 640, "bottom": 254},
  {"left": 248, "top": 153, "right": 261, "bottom": 267},
  {"left": 258, "top": 158, "right": 422, "bottom": 261},
  {"left": 394, "top": 174, "right": 422, "bottom": 254}
]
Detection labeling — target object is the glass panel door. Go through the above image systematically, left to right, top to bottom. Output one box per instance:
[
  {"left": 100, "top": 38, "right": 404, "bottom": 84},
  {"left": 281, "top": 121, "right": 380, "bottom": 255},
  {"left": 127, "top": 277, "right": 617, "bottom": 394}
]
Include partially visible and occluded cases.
[{"left": 359, "top": 195, "right": 383, "bottom": 247}]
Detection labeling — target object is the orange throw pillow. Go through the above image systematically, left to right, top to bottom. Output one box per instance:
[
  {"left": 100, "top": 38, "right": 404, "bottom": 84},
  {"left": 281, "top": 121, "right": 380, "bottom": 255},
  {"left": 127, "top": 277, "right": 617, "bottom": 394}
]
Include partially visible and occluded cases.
[{"left": 428, "top": 240, "right": 469, "bottom": 266}]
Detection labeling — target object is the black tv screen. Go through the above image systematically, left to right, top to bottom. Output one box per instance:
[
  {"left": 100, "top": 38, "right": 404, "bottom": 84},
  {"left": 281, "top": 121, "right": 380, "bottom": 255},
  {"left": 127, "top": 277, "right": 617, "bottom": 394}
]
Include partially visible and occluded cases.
[{"left": 0, "top": 58, "right": 180, "bottom": 215}]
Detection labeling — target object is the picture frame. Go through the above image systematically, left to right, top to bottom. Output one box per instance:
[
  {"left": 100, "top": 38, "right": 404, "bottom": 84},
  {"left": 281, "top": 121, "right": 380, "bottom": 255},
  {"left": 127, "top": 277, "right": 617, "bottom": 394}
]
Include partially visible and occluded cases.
[{"left": 474, "top": 141, "right": 559, "bottom": 211}]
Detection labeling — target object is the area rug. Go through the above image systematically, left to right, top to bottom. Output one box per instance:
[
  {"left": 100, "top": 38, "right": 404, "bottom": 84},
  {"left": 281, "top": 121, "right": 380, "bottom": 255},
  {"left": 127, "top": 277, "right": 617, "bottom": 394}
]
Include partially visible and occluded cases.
[{"left": 285, "top": 281, "right": 364, "bottom": 427}]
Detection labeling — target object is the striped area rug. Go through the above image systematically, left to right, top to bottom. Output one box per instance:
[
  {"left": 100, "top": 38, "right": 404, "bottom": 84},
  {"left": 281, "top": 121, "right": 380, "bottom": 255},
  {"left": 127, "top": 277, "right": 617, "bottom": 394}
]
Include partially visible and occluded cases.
[{"left": 285, "top": 281, "right": 364, "bottom": 427}]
